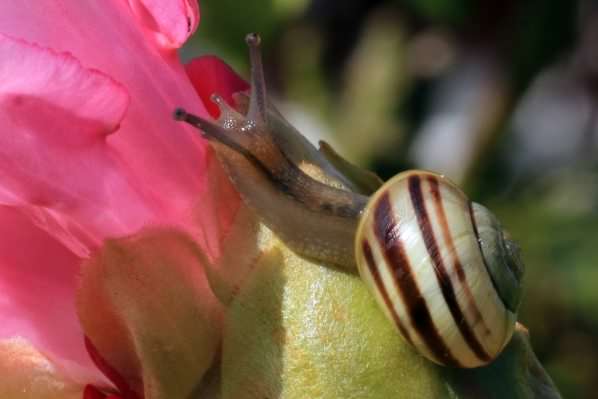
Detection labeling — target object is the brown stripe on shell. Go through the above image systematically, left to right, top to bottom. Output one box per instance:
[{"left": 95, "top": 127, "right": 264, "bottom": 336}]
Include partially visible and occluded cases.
[
  {"left": 409, "top": 174, "right": 489, "bottom": 364},
  {"left": 427, "top": 175, "right": 493, "bottom": 359},
  {"left": 374, "top": 191, "right": 461, "bottom": 366},
  {"left": 361, "top": 239, "right": 413, "bottom": 345}
]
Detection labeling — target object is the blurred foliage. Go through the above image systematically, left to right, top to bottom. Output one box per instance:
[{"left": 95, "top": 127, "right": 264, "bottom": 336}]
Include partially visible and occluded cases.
[
  {"left": 191, "top": 0, "right": 597, "bottom": 397},
  {"left": 400, "top": 0, "right": 470, "bottom": 24}
]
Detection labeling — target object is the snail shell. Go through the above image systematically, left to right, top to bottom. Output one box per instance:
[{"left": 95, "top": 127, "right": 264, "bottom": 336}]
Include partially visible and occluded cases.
[
  {"left": 174, "top": 33, "right": 524, "bottom": 369},
  {"left": 355, "top": 170, "right": 523, "bottom": 368}
]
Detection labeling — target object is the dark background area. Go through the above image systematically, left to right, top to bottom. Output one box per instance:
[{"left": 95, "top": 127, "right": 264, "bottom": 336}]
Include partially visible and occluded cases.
[{"left": 186, "top": 1, "right": 598, "bottom": 397}]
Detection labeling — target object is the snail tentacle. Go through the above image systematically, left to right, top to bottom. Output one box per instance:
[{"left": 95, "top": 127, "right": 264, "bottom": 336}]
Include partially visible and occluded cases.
[
  {"left": 245, "top": 32, "right": 267, "bottom": 125},
  {"left": 210, "top": 93, "right": 246, "bottom": 129},
  {"left": 174, "top": 108, "right": 251, "bottom": 154}
]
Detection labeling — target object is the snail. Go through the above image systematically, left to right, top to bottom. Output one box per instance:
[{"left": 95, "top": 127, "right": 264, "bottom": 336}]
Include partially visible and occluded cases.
[{"left": 174, "top": 33, "right": 524, "bottom": 368}]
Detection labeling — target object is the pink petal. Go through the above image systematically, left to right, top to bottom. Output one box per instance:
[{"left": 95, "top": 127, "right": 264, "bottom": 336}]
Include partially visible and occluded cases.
[
  {"left": 127, "top": 0, "right": 200, "bottom": 49},
  {"left": 0, "top": 1, "right": 240, "bottom": 258},
  {"left": 0, "top": 34, "right": 154, "bottom": 256},
  {"left": 185, "top": 55, "right": 250, "bottom": 118},
  {"left": 0, "top": 206, "right": 102, "bottom": 385},
  {"left": 83, "top": 385, "right": 127, "bottom": 399},
  {"left": 83, "top": 386, "right": 110, "bottom": 399}
]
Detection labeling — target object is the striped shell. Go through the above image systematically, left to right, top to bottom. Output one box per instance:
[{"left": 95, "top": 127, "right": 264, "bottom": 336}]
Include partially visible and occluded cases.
[{"left": 355, "top": 170, "right": 522, "bottom": 368}]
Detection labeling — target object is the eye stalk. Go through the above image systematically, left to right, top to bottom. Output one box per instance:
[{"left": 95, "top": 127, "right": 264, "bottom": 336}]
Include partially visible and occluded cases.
[
  {"left": 244, "top": 33, "right": 267, "bottom": 124},
  {"left": 173, "top": 107, "right": 248, "bottom": 155}
]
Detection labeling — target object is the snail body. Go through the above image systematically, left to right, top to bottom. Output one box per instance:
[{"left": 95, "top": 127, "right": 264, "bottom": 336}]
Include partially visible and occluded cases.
[{"left": 175, "top": 33, "right": 524, "bottom": 368}]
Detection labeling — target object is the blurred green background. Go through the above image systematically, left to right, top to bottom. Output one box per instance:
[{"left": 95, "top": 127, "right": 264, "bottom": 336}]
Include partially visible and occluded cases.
[{"left": 185, "top": 1, "right": 598, "bottom": 397}]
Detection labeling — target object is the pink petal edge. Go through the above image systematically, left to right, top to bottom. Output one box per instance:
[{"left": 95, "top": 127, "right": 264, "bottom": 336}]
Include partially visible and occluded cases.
[
  {"left": 127, "top": 0, "right": 200, "bottom": 49},
  {"left": 0, "top": 33, "right": 157, "bottom": 257}
]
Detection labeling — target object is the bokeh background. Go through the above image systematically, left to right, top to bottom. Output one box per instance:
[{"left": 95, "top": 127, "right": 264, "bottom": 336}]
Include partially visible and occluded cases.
[{"left": 184, "top": 1, "right": 598, "bottom": 397}]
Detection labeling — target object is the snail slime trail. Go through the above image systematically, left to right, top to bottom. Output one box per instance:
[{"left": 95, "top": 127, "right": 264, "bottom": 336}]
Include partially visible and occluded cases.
[{"left": 174, "top": 33, "right": 525, "bottom": 369}]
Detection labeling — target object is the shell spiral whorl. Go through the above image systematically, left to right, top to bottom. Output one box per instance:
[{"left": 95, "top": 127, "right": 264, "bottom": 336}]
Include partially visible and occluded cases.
[{"left": 355, "top": 170, "right": 523, "bottom": 368}]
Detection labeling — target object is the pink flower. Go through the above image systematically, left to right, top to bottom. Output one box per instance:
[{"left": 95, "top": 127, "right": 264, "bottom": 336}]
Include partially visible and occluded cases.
[{"left": 0, "top": 1, "right": 248, "bottom": 397}]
